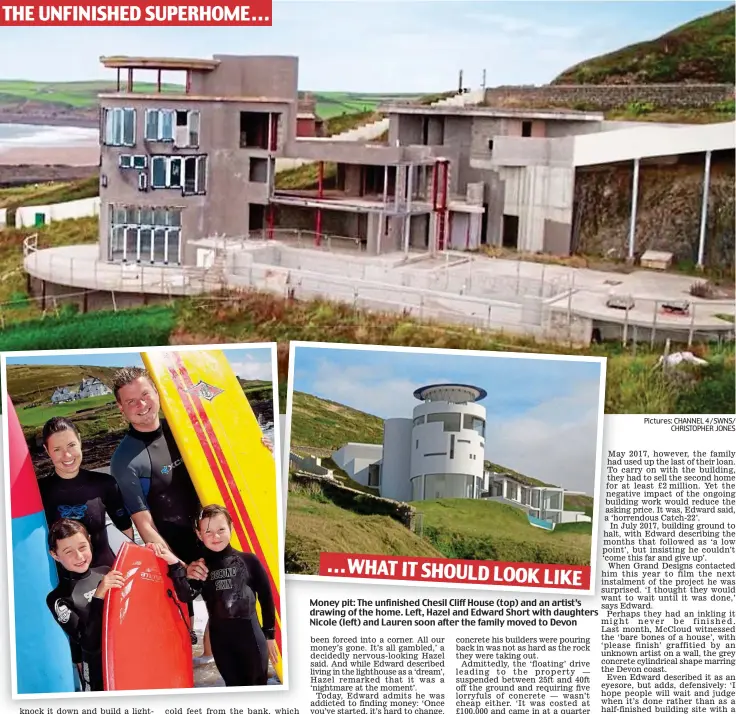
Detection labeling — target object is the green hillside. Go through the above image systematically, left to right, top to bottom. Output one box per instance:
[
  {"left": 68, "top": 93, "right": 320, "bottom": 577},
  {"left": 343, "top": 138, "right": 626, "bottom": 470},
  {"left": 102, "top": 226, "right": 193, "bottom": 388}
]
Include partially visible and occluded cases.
[
  {"left": 554, "top": 6, "right": 735, "bottom": 84},
  {"left": 0, "top": 79, "right": 184, "bottom": 107},
  {"left": 0, "top": 81, "right": 423, "bottom": 121},
  {"left": 7, "top": 363, "right": 120, "bottom": 405},
  {"left": 288, "top": 391, "right": 384, "bottom": 449},
  {"left": 285, "top": 484, "right": 593, "bottom": 575},
  {"left": 286, "top": 487, "right": 444, "bottom": 574}
]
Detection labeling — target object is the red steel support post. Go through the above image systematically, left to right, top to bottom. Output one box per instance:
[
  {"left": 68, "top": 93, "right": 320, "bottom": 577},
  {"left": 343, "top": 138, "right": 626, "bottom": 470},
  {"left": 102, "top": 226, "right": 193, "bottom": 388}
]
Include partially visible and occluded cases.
[{"left": 267, "top": 204, "right": 275, "bottom": 240}]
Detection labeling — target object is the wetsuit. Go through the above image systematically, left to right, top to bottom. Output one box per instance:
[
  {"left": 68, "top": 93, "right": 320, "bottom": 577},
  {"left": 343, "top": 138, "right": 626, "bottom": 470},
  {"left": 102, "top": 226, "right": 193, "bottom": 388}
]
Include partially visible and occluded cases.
[
  {"left": 110, "top": 421, "right": 201, "bottom": 564},
  {"left": 39, "top": 468, "right": 132, "bottom": 568},
  {"left": 169, "top": 546, "right": 275, "bottom": 686},
  {"left": 46, "top": 566, "right": 108, "bottom": 692}
]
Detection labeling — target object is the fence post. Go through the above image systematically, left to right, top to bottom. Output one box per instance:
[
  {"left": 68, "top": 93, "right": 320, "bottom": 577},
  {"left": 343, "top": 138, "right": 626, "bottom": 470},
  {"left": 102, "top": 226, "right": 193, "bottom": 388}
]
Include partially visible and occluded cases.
[
  {"left": 111, "top": 291, "right": 118, "bottom": 312},
  {"left": 650, "top": 300, "right": 658, "bottom": 349},
  {"left": 623, "top": 301, "right": 630, "bottom": 346},
  {"left": 688, "top": 303, "right": 696, "bottom": 347},
  {"left": 487, "top": 304, "right": 492, "bottom": 329}
]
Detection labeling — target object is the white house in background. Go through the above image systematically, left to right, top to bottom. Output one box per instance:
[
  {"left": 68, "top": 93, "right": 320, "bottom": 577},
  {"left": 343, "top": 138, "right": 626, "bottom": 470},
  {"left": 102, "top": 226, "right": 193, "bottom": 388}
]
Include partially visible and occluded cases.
[
  {"left": 49, "top": 377, "right": 111, "bottom": 404},
  {"left": 331, "top": 443, "right": 384, "bottom": 489}
]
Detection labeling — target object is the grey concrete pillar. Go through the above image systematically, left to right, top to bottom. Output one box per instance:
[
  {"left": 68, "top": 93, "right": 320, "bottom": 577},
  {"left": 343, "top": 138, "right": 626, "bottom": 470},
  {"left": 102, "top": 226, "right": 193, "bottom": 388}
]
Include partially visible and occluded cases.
[
  {"left": 697, "top": 150, "right": 712, "bottom": 268},
  {"left": 628, "top": 158, "right": 640, "bottom": 260},
  {"left": 403, "top": 165, "right": 414, "bottom": 255}
]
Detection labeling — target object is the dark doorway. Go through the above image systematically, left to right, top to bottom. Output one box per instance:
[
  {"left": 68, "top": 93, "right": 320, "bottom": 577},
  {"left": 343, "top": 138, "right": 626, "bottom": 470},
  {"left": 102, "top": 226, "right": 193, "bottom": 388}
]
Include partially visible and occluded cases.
[
  {"left": 521, "top": 121, "right": 533, "bottom": 138},
  {"left": 249, "top": 204, "right": 265, "bottom": 232},
  {"left": 480, "top": 206, "right": 489, "bottom": 245},
  {"left": 502, "top": 214, "right": 519, "bottom": 249}
]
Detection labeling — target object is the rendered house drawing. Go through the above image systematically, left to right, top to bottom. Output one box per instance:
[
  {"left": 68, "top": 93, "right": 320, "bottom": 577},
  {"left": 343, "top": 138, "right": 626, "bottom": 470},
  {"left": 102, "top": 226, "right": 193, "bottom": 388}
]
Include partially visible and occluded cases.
[{"left": 305, "top": 383, "right": 592, "bottom": 530}]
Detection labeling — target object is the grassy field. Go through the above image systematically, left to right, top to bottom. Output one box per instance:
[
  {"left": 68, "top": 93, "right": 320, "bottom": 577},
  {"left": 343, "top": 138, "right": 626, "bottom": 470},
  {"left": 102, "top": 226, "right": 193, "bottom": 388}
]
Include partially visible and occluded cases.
[
  {"left": 553, "top": 6, "right": 735, "bottom": 84},
  {"left": 0, "top": 79, "right": 184, "bottom": 107},
  {"left": 0, "top": 81, "right": 424, "bottom": 119},
  {"left": 0, "top": 177, "right": 98, "bottom": 214},
  {"left": 0, "top": 215, "right": 99, "bottom": 319},
  {"left": 174, "top": 291, "right": 736, "bottom": 415},
  {"left": 16, "top": 393, "right": 114, "bottom": 428},
  {"left": 285, "top": 481, "right": 593, "bottom": 575},
  {"left": 285, "top": 485, "right": 444, "bottom": 574},
  {"left": 415, "top": 498, "right": 592, "bottom": 565}
]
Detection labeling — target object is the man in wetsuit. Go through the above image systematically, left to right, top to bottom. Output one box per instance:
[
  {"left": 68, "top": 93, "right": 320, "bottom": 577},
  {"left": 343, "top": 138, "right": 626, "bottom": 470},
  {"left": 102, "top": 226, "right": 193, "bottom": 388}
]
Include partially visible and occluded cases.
[
  {"left": 109, "top": 366, "right": 207, "bottom": 650},
  {"left": 109, "top": 367, "right": 202, "bottom": 566}
]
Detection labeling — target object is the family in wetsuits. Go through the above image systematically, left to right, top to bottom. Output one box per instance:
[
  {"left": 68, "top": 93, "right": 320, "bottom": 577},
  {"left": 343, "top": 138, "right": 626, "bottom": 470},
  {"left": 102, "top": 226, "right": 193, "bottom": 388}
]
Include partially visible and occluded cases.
[{"left": 40, "top": 366, "right": 276, "bottom": 691}]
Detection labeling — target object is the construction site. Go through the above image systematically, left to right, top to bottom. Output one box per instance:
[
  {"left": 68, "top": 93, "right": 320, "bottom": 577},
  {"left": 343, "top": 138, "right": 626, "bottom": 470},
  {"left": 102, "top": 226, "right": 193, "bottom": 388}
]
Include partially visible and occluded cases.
[{"left": 15, "top": 53, "right": 736, "bottom": 346}]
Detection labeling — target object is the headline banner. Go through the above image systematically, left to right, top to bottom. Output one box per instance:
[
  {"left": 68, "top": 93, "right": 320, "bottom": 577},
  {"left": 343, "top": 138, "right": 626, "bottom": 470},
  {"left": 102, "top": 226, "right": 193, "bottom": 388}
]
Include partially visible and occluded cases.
[
  {"left": 0, "top": 0, "right": 272, "bottom": 25},
  {"left": 320, "top": 553, "right": 592, "bottom": 590}
]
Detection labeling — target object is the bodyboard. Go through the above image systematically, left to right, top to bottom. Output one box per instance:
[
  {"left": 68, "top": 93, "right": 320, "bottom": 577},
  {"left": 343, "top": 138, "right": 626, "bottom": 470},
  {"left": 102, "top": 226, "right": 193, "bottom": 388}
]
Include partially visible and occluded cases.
[
  {"left": 142, "top": 349, "right": 283, "bottom": 683},
  {"left": 7, "top": 395, "right": 75, "bottom": 695},
  {"left": 103, "top": 542, "right": 193, "bottom": 690}
]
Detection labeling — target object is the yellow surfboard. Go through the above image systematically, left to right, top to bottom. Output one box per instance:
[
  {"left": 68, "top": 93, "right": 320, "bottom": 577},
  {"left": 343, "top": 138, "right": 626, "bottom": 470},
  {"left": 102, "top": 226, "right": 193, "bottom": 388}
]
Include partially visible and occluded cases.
[{"left": 141, "top": 349, "right": 283, "bottom": 684}]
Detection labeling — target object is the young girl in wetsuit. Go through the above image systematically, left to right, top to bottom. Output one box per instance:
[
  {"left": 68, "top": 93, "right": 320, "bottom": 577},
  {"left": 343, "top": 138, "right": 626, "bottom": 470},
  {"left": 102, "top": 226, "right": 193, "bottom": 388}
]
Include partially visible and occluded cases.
[
  {"left": 156, "top": 504, "right": 277, "bottom": 686},
  {"left": 46, "top": 519, "right": 124, "bottom": 692}
]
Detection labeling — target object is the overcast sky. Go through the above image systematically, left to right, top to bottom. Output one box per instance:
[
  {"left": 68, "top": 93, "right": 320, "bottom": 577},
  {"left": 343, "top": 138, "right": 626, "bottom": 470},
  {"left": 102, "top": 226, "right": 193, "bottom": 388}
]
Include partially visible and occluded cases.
[
  {"left": 0, "top": 1, "right": 728, "bottom": 92},
  {"left": 291, "top": 344, "right": 605, "bottom": 494},
  {"left": 5, "top": 347, "right": 274, "bottom": 381}
]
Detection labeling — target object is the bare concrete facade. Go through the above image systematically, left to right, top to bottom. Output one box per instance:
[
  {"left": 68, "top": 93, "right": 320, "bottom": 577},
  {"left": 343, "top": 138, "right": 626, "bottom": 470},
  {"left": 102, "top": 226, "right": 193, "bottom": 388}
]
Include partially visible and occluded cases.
[
  {"left": 98, "top": 54, "right": 298, "bottom": 266},
  {"left": 383, "top": 106, "right": 600, "bottom": 254}
]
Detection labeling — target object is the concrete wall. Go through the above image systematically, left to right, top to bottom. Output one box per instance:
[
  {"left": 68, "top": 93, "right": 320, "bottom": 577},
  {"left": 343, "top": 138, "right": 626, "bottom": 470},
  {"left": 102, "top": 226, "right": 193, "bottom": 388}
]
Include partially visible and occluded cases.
[
  {"left": 192, "top": 55, "right": 298, "bottom": 143},
  {"left": 484, "top": 84, "right": 735, "bottom": 110},
  {"left": 497, "top": 165, "right": 575, "bottom": 252},
  {"left": 15, "top": 196, "right": 100, "bottom": 228}
]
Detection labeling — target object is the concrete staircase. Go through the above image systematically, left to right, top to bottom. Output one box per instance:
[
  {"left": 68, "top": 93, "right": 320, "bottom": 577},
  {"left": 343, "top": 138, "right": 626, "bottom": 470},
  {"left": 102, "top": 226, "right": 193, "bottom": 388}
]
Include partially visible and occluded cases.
[{"left": 275, "top": 89, "right": 484, "bottom": 174}]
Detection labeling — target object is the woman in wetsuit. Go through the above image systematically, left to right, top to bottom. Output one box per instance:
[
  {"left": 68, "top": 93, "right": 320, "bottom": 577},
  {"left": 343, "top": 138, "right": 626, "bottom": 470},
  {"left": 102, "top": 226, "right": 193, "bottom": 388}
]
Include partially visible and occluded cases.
[
  {"left": 40, "top": 417, "right": 134, "bottom": 568},
  {"left": 157, "top": 504, "right": 277, "bottom": 686},
  {"left": 46, "top": 519, "right": 124, "bottom": 692}
]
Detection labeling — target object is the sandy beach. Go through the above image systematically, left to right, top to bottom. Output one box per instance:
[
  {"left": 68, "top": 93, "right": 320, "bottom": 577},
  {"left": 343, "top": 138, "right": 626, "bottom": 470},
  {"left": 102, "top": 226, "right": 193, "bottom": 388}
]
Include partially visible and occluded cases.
[
  {"left": 0, "top": 123, "right": 99, "bottom": 166},
  {"left": 0, "top": 144, "right": 99, "bottom": 166}
]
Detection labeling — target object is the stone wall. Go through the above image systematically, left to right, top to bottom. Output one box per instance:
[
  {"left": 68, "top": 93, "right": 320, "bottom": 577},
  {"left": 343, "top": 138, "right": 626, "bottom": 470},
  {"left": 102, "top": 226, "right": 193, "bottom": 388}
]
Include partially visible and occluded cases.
[
  {"left": 484, "top": 84, "right": 735, "bottom": 110},
  {"left": 572, "top": 155, "right": 735, "bottom": 266},
  {"left": 290, "top": 472, "right": 416, "bottom": 529}
]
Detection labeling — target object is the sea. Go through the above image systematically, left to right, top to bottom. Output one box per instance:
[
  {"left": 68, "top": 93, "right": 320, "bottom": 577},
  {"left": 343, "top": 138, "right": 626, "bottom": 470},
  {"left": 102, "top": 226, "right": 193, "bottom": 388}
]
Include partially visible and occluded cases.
[{"left": 0, "top": 123, "right": 98, "bottom": 148}]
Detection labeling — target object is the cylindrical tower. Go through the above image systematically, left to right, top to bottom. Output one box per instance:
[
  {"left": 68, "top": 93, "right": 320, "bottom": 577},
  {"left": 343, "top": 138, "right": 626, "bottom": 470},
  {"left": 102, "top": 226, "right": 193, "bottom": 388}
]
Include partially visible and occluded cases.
[
  {"left": 409, "top": 383, "right": 487, "bottom": 501},
  {"left": 380, "top": 418, "right": 414, "bottom": 502}
]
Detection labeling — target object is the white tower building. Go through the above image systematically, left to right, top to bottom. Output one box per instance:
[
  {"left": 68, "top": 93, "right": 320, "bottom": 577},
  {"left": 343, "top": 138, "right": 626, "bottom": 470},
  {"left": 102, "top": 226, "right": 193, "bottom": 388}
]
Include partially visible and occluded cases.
[{"left": 381, "top": 383, "right": 487, "bottom": 502}]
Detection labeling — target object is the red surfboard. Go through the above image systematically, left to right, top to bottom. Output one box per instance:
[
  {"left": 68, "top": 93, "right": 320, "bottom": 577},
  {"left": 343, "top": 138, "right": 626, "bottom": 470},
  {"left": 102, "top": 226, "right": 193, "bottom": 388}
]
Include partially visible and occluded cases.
[{"left": 103, "top": 542, "right": 193, "bottom": 690}]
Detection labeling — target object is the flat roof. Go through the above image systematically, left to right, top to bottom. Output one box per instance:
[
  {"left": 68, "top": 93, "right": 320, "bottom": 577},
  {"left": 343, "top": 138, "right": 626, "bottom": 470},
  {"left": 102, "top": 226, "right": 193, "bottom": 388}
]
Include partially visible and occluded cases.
[
  {"left": 100, "top": 55, "right": 220, "bottom": 71},
  {"left": 99, "top": 93, "right": 293, "bottom": 105},
  {"left": 380, "top": 103, "right": 604, "bottom": 122},
  {"left": 414, "top": 383, "right": 488, "bottom": 403}
]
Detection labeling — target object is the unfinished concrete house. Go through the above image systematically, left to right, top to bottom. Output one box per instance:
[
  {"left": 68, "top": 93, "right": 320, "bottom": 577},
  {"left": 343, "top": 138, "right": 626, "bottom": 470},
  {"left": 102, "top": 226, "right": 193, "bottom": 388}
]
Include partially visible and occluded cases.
[{"left": 97, "top": 54, "right": 298, "bottom": 267}]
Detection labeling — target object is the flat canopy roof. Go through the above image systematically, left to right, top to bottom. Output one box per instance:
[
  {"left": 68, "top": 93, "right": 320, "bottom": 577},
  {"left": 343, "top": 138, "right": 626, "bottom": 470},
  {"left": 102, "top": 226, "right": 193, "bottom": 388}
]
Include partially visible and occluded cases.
[
  {"left": 100, "top": 55, "right": 220, "bottom": 71},
  {"left": 380, "top": 103, "right": 603, "bottom": 122}
]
